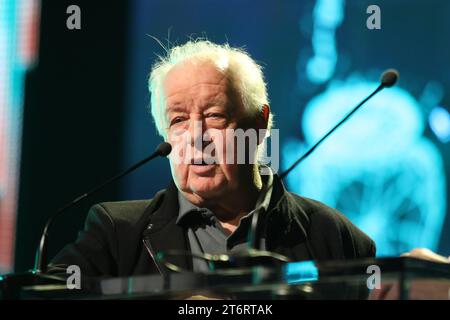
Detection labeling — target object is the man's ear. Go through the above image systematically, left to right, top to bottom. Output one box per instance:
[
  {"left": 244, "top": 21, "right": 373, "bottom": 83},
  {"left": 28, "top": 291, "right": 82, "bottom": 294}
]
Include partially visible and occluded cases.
[
  {"left": 256, "top": 104, "right": 270, "bottom": 144},
  {"left": 256, "top": 104, "right": 270, "bottom": 130},
  {"left": 262, "top": 104, "right": 270, "bottom": 127}
]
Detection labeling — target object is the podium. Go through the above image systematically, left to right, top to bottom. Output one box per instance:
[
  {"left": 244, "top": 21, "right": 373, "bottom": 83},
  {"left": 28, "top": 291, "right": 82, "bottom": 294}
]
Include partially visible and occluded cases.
[{"left": 3, "top": 257, "right": 450, "bottom": 299}]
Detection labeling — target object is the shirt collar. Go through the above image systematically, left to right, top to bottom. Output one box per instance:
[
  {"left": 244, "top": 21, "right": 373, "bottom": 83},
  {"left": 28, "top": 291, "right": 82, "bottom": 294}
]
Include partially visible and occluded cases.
[{"left": 176, "top": 191, "right": 211, "bottom": 225}]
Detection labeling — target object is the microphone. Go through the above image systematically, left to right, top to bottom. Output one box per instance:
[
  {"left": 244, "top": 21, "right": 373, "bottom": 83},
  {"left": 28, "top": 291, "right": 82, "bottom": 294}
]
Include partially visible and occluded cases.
[
  {"left": 249, "top": 69, "right": 399, "bottom": 256},
  {"left": 380, "top": 69, "right": 399, "bottom": 88},
  {"left": 34, "top": 142, "right": 172, "bottom": 274}
]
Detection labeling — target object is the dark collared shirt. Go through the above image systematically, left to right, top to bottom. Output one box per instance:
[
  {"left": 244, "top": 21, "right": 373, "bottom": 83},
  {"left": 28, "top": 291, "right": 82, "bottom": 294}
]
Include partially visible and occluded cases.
[{"left": 176, "top": 168, "right": 273, "bottom": 272}]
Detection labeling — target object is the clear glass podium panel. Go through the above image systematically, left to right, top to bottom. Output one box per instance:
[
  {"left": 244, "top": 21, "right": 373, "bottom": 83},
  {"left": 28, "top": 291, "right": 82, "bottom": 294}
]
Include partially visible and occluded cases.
[{"left": 12, "top": 257, "right": 450, "bottom": 300}]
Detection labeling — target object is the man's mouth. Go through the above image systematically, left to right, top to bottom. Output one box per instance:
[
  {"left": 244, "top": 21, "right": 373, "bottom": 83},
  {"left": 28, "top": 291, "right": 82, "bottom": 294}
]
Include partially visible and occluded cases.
[
  {"left": 189, "top": 158, "right": 217, "bottom": 175},
  {"left": 190, "top": 158, "right": 217, "bottom": 165}
]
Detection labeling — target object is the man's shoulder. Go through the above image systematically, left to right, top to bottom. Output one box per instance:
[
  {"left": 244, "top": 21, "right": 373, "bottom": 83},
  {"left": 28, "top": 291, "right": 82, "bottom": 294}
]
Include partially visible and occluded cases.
[
  {"left": 91, "top": 189, "right": 166, "bottom": 226},
  {"left": 287, "top": 192, "right": 376, "bottom": 258},
  {"left": 288, "top": 192, "right": 347, "bottom": 224},
  {"left": 288, "top": 192, "right": 363, "bottom": 233},
  {"left": 95, "top": 199, "right": 152, "bottom": 219}
]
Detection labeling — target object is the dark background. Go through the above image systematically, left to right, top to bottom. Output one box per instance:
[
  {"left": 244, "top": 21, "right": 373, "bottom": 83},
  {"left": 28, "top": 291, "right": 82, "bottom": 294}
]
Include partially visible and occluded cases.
[{"left": 15, "top": 0, "right": 129, "bottom": 271}]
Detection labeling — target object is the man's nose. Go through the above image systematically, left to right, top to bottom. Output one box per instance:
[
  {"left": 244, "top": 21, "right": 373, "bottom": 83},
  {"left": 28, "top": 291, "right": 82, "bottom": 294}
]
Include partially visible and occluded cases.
[{"left": 188, "top": 119, "right": 208, "bottom": 150}]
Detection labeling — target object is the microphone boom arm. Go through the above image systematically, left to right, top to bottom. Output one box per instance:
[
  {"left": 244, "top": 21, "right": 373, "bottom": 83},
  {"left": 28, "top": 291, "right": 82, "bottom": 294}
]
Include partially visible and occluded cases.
[{"left": 34, "top": 142, "right": 171, "bottom": 273}]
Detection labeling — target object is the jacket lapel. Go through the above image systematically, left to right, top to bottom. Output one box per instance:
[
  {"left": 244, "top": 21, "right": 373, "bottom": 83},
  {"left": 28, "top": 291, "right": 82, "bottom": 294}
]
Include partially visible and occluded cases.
[
  {"left": 263, "top": 175, "right": 316, "bottom": 261},
  {"left": 141, "top": 181, "right": 192, "bottom": 272}
]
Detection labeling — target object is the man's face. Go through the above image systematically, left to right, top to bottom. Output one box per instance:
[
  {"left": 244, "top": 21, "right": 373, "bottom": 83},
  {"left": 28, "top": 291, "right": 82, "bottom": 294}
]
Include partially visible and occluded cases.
[{"left": 163, "top": 60, "right": 253, "bottom": 203}]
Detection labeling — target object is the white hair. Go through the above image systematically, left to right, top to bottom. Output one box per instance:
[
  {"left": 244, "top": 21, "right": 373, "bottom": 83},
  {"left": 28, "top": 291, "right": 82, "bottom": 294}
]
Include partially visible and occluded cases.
[{"left": 148, "top": 39, "right": 273, "bottom": 139}]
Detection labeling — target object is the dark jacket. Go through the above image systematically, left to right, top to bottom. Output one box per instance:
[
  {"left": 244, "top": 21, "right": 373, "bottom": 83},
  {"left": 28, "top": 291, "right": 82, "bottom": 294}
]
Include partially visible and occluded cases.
[{"left": 49, "top": 176, "right": 376, "bottom": 278}]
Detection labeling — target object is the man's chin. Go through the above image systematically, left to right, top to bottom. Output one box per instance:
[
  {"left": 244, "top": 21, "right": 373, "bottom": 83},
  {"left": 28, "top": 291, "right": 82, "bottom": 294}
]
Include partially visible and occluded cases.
[{"left": 190, "top": 181, "right": 226, "bottom": 199}]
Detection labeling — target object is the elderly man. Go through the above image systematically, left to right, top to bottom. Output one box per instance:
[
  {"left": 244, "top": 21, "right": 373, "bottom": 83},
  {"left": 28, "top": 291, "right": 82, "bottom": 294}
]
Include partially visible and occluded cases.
[{"left": 49, "top": 40, "right": 376, "bottom": 277}]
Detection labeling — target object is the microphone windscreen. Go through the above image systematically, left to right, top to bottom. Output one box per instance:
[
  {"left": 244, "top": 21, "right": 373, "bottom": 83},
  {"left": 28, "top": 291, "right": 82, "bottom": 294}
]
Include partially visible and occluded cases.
[
  {"left": 380, "top": 69, "right": 399, "bottom": 88},
  {"left": 156, "top": 142, "right": 172, "bottom": 157}
]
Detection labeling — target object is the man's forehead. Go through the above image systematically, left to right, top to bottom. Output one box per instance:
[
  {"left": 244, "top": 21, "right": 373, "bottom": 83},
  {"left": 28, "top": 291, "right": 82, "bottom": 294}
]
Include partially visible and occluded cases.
[
  {"left": 163, "top": 60, "right": 228, "bottom": 94},
  {"left": 165, "top": 92, "right": 230, "bottom": 114}
]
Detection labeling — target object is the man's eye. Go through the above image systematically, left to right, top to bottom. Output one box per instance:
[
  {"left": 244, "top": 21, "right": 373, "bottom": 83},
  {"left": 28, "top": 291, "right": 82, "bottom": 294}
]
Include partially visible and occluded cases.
[
  {"left": 208, "top": 113, "right": 225, "bottom": 119},
  {"left": 170, "top": 117, "right": 186, "bottom": 126}
]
